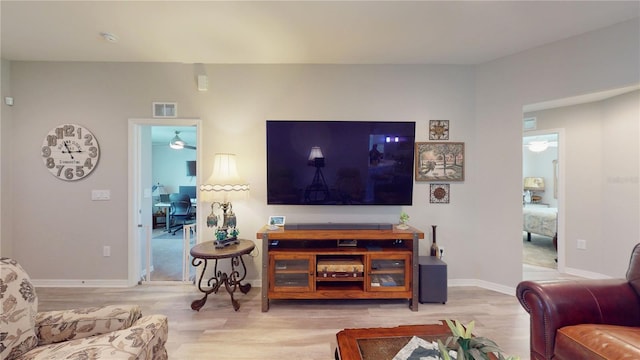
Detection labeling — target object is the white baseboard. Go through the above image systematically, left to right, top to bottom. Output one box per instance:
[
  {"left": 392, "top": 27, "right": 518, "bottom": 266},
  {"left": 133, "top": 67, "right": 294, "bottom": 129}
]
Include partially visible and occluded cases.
[
  {"left": 564, "top": 267, "right": 611, "bottom": 279},
  {"left": 32, "top": 278, "right": 262, "bottom": 288},
  {"left": 32, "top": 279, "right": 130, "bottom": 288},
  {"left": 449, "top": 279, "right": 516, "bottom": 296}
]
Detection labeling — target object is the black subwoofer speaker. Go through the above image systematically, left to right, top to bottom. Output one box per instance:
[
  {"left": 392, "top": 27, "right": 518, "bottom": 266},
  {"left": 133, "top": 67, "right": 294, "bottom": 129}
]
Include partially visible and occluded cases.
[{"left": 419, "top": 256, "right": 447, "bottom": 304}]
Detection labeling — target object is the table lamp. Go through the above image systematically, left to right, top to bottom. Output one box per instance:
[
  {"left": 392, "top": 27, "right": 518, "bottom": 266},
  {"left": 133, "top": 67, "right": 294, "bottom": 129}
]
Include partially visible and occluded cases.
[
  {"left": 305, "top": 146, "right": 329, "bottom": 202},
  {"left": 200, "top": 153, "right": 250, "bottom": 246},
  {"left": 523, "top": 177, "right": 545, "bottom": 203}
]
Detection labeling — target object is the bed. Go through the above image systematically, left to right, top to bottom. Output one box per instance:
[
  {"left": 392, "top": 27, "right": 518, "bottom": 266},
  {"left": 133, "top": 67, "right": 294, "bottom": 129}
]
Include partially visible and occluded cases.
[{"left": 523, "top": 207, "right": 557, "bottom": 245}]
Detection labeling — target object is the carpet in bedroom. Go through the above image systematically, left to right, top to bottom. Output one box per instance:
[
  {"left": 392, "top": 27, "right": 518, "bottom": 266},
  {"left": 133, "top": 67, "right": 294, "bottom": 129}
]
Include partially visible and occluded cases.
[
  {"left": 149, "top": 231, "right": 196, "bottom": 281},
  {"left": 523, "top": 232, "right": 557, "bottom": 269}
]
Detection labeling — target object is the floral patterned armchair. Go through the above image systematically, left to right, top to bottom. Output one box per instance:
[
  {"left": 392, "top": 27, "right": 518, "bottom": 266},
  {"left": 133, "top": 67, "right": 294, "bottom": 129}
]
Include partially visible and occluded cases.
[{"left": 1, "top": 258, "right": 168, "bottom": 360}]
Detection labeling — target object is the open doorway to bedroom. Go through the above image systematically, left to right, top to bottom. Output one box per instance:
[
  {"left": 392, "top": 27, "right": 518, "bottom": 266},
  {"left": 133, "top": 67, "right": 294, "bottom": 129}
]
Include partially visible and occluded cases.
[
  {"left": 128, "top": 118, "right": 201, "bottom": 285},
  {"left": 148, "top": 125, "right": 198, "bottom": 282},
  {"left": 522, "top": 131, "right": 559, "bottom": 271}
]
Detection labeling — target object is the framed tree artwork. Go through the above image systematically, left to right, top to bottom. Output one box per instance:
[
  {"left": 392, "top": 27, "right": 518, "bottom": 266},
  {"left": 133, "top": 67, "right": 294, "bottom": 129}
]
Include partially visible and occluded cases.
[{"left": 415, "top": 142, "right": 465, "bottom": 181}]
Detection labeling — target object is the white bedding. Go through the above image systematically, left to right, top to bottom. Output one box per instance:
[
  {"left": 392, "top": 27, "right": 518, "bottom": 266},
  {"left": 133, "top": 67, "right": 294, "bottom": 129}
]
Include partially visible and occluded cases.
[{"left": 523, "top": 207, "right": 557, "bottom": 238}]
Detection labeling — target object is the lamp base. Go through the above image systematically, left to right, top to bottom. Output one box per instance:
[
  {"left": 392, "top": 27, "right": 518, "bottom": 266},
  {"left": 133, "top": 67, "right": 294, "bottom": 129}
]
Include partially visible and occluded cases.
[{"left": 214, "top": 237, "right": 240, "bottom": 249}]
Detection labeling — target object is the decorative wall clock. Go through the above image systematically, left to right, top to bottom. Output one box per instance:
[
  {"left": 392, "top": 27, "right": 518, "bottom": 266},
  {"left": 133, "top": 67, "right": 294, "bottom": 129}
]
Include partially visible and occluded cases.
[
  {"left": 429, "top": 120, "right": 449, "bottom": 140},
  {"left": 41, "top": 124, "right": 100, "bottom": 181},
  {"left": 430, "top": 184, "right": 450, "bottom": 204}
]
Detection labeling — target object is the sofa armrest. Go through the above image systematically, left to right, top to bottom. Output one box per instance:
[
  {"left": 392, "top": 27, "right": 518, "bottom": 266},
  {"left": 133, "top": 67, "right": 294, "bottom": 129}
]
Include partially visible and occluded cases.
[
  {"left": 517, "top": 279, "right": 640, "bottom": 360},
  {"left": 35, "top": 304, "right": 142, "bottom": 345},
  {"left": 21, "top": 314, "right": 168, "bottom": 360}
]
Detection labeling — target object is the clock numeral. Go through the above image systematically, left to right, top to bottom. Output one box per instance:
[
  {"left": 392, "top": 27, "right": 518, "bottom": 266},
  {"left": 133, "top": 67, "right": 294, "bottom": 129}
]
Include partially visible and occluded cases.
[
  {"left": 63, "top": 124, "right": 75, "bottom": 138},
  {"left": 55, "top": 127, "right": 64, "bottom": 139},
  {"left": 77, "top": 127, "right": 82, "bottom": 140},
  {"left": 84, "top": 134, "right": 94, "bottom": 146},
  {"left": 47, "top": 135, "right": 58, "bottom": 147},
  {"left": 42, "top": 146, "right": 51, "bottom": 157},
  {"left": 88, "top": 146, "right": 98, "bottom": 158},
  {"left": 84, "top": 157, "right": 93, "bottom": 169},
  {"left": 46, "top": 158, "right": 55, "bottom": 168},
  {"left": 55, "top": 165, "right": 64, "bottom": 177},
  {"left": 75, "top": 166, "right": 85, "bottom": 178},
  {"left": 64, "top": 167, "right": 74, "bottom": 180}
]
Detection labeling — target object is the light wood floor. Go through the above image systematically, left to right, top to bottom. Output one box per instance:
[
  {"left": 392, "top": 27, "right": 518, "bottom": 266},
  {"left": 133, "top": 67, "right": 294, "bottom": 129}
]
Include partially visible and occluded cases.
[{"left": 35, "top": 265, "right": 575, "bottom": 360}]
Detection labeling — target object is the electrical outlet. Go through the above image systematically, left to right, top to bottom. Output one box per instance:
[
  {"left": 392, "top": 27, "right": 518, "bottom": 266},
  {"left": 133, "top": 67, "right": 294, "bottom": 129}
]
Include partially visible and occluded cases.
[
  {"left": 577, "top": 239, "right": 587, "bottom": 250},
  {"left": 103, "top": 246, "right": 111, "bottom": 257}
]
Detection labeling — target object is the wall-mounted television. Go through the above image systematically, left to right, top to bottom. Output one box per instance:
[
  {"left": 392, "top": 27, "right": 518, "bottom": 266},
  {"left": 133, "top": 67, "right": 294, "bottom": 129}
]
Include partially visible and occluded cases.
[
  {"left": 266, "top": 120, "right": 415, "bottom": 205},
  {"left": 186, "top": 160, "right": 196, "bottom": 177}
]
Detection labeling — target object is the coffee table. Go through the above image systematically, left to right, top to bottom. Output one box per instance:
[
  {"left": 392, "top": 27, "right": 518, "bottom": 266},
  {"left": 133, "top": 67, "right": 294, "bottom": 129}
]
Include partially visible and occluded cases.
[{"left": 335, "top": 322, "right": 453, "bottom": 360}]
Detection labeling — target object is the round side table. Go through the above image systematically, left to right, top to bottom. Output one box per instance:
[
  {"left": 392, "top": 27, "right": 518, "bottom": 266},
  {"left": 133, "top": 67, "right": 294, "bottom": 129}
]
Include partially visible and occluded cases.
[{"left": 190, "top": 239, "right": 255, "bottom": 311}]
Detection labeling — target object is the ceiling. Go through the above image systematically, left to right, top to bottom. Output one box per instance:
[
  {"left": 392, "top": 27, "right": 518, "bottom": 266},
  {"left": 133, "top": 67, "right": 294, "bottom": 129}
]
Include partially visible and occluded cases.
[
  {"left": 2, "top": 1, "right": 638, "bottom": 65},
  {"left": 152, "top": 126, "right": 196, "bottom": 147}
]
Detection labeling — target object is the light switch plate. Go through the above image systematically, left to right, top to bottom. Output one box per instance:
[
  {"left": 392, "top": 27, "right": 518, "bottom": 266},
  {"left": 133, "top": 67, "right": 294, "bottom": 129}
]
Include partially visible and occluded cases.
[{"left": 91, "top": 190, "right": 111, "bottom": 201}]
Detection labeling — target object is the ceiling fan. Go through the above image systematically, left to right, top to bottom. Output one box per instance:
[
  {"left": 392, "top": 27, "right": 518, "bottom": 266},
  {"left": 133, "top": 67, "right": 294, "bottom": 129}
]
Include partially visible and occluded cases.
[{"left": 169, "top": 131, "right": 196, "bottom": 150}]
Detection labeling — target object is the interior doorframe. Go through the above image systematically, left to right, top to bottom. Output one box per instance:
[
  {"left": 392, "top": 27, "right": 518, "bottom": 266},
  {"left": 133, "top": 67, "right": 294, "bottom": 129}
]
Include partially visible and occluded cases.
[
  {"left": 127, "top": 118, "right": 202, "bottom": 285},
  {"left": 522, "top": 127, "right": 566, "bottom": 272}
]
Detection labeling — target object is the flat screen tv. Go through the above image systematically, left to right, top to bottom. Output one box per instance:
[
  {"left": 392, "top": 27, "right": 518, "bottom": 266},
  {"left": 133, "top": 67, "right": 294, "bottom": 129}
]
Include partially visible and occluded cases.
[
  {"left": 266, "top": 120, "right": 415, "bottom": 205},
  {"left": 186, "top": 160, "right": 196, "bottom": 176}
]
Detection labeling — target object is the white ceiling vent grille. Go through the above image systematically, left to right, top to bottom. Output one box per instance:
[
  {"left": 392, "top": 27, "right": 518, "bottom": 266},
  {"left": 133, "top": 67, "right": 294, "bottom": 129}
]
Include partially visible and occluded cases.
[
  {"left": 153, "top": 102, "right": 177, "bottom": 118},
  {"left": 523, "top": 117, "right": 537, "bottom": 131}
]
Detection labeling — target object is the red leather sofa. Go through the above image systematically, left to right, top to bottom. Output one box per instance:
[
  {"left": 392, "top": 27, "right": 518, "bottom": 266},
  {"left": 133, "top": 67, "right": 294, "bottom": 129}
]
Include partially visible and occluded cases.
[{"left": 517, "top": 244, "right": 640, "bottom": 360}]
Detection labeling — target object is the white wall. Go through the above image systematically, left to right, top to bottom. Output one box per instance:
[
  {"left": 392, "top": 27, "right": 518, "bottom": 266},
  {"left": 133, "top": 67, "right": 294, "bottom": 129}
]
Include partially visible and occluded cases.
[
  {"left": 2, "top": 18, "right": 638, "bottom": 290},
  {"left": 475, "top": 18, "right": 639, "bottom": 287},
  {"left": 0, "top": 59, "right": 12, "bottom": 257},
  {"left": 5, "top": 62, "right": 477, "bottom": 283},
  {"left": 526, "top": 90, "right": 640, "bottom": 276},
  {"left": 152, "top": 144, "right": 197, "bottom": 195}
]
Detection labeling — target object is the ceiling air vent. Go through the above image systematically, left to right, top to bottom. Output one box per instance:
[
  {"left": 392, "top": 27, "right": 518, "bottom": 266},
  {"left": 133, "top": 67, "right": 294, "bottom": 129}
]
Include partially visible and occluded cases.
[
  {"left": 153, "top": 102, "right": 177, "bottom": 118},
  {"left": 523, "top": 117, "right": 537, "bottom": 131}
]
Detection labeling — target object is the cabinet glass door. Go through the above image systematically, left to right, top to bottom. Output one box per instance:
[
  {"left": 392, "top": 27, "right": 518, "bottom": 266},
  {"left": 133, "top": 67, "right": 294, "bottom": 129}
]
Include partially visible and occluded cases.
[
  {"left": 368, "top": 254, "right": 410, "bottom": 291},
  {"left": 270, "top": 255, "right": 314, "bottom": 292}
]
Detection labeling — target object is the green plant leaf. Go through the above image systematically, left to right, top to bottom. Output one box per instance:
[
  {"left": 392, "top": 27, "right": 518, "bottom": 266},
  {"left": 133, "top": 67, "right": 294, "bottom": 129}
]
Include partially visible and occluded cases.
[
  {"left": 446, "top": 319, "right": 461, "bottom": 337},
  {"left": 464, "top": 320, "right": 475, "bottom": 338},
  {"left": 437, "top": 340, "right": 452, "bottom": 360}
]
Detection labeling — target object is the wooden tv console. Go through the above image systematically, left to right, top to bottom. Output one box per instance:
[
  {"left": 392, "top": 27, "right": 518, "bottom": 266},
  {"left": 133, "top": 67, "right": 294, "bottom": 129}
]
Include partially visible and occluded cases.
[{"left": 256, "top": 224, "right": 424, "bottom": 312}]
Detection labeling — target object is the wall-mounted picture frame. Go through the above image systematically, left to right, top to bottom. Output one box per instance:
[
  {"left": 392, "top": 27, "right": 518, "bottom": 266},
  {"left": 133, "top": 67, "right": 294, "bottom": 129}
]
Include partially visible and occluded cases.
[
  {"left": 429, "top": 120, "right": 449, "bottom": 140},
  {"left": 415, "top": 142, "right": 465, "bottom": 182},
  {"left": 430, "top": 184, "right": 450, "bottom": 204},
  {"left": 268, "top": 216, "right": 286, "bottom": 227}
]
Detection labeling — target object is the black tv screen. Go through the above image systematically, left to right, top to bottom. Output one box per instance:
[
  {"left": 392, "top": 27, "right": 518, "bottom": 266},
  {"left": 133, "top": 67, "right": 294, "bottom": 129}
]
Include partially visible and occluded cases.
[
  {"left": 266, "top": 120, "right": 415, "bottom": 205},
  {"left": 186, "top": 161, "right": 196, "bottom": 176}
]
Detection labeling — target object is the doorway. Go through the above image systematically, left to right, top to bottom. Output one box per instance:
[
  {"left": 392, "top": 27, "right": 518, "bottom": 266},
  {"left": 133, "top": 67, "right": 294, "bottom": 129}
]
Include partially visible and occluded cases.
[
  {"left": 128, "top": 118, "right": 201, "bottom": 284},
  {"left": 522, "top": 131, "right": 561, "bottom": 272}
]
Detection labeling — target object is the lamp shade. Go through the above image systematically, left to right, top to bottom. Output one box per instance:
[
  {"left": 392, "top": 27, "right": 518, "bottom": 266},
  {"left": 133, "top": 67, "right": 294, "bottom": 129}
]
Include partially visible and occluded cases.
[
  {"left": 308, "top": 146, "right": 324, "bottom": 161},
  {"left": 308, "top": 146, "right": 325, "bottom": 167},
  {"left": 200, "top": 153, "right": 250, "bottom": 202},
  {"left": 523, "top": 177, "right": 545, "bottom": 191},
  {"left": 152, "top": 185, "right": 167, "bottom": 196}
]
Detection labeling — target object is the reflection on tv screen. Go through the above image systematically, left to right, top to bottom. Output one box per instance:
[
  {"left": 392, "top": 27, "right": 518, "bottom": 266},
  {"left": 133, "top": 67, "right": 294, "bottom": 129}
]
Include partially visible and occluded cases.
[{"left": 266, "top": 120, "right": 415, "bottom": 205}]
